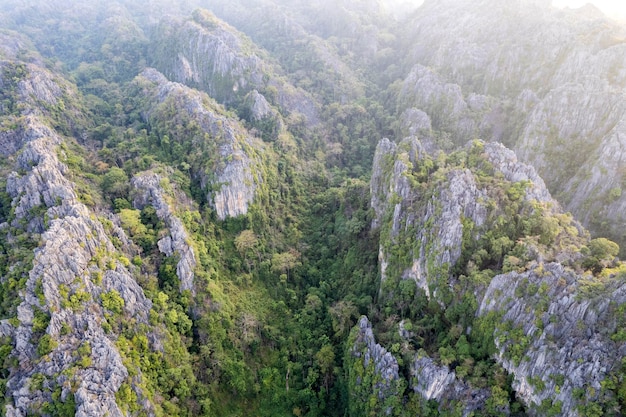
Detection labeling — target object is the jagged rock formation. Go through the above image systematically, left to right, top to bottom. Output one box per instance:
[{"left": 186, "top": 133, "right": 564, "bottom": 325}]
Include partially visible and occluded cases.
[
  {"left": 202, "top": 0, "right": 371, "bottom": 101},
  {"left": 399, "top": 0, "right": 626, "bottom": 248},
  {"left": 1, "top": 1, "right": 626, "bottom": 416},
  {"left": 149, "top": 9, "right": 320, "bottom": 125},
  {"left": 0, "top": 57, "right": 156, "bottom": 417},
  {"left": 398, "top": 65, "right": 498, "bottom": 146},
  {"left": 135, "top": 68, "right": 262, "bottom": 220},
  {"left": 3, "top": 117, "right": 153, "bottom": 416},
  {"left": 370, "top": 132, "right": 626, "bottom": 414},
  {"left": 371, "top": 134, "right": 575, "bottom": 298},
  {"left": 371, "top": 137, "right": 489, "bottom": 298},
  {"left": 131, "top": 171, "right": 197, "bottom": 295},
  {"left": 479, "top": 262, "right": 626, "bottom": 415},
  {"left": 347, "top": 316, "right": 401, "bottom": 416},
  {"left": 411, "top": 355, "right": 490, "bottom": 416}
]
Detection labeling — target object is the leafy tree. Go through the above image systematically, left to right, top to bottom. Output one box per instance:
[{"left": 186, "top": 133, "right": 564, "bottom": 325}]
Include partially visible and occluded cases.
[
  {"left": 101, "top": 167, "right": 129, "bottom": 199},
  {"left": 235, "top": 229, "right": 259, "bottom": 271},
  {"left": 271, "top": 250, "right": 301, "bottom": 280},
  {"left": 329, "top": 300, "right": 359, "bottom": 338},
  {"left": 315, "top": 345, "right": 335, "bottom": 393}
]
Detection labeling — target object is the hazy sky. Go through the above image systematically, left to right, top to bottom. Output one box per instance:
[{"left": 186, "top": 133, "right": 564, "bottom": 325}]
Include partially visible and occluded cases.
[
  {"left": 407, "top": 0, "right": 626, "bottom": 21},
  {"left": 552, "top": 0, "right": 626, "bottom": 21}
]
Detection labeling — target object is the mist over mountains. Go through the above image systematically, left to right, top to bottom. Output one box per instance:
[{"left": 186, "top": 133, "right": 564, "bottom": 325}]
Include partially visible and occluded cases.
[{"left": 0, "top": 1, "right": 626, "bottom": 416}]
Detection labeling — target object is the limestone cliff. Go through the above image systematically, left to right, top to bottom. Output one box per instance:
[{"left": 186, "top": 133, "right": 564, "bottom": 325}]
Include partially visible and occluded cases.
[
  {"left": 200, "top": 0, "right": 371, "bottom": 103},
  {"left": 398, "top": 0, "right": 626, "bottom": 249},
  {"left": 149, "top": 9, "right": 320, "bottom": 125},
  {"left": 0, "top": 56, "right": 157, "bottom": 417},
  {"left": 398, "top": 64, "right": 499, "bottom": 146},
  {"left": 135, "top": 68, "right": 262, "bottom": 220},
  {"left": 2, "top": 118, "right": 153, "bottom": 416},
  {"left": 371, "top": 134, "right": 626, "bottom": 414},
  {"left": 371, "top": 137, "right": 490, "bottom": 299},
  {"left": 131, "top": 171, "right": 197, "bottom": 295},
  {"left": 479, "top": 262, "right": 626, "bottom": 416},
  {"left": 346, "top": 316, "right": 402, "bottom": 416},
  {"left": 411, "top": 355, "right": 490, "bottom": 416}
]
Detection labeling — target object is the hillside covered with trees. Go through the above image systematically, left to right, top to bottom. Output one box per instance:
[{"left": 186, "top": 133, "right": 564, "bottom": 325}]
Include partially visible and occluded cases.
[{"left": 1, "top": 0, "right": 626, "bottom": 416}]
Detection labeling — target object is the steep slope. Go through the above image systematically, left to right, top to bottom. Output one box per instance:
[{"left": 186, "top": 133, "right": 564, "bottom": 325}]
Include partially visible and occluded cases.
[
  {"left": 200, "top": 0, "right": 374, "bottom": 100},
  {"left": 397, "top": 0, "right": 626, "bottom": 250},
  {"left": 2, "top": 1, "right": 626, "bottom": 416},
  {"left": 149, "top": 9, "right": 320, "bottom": 126},
  {"left": 0, "top": 59, "right": 157, "bottom": 416},
  {"left": 132, "top": 68, "right": 264, "bottom": 220},
  {"left": 368, "top": 134, "right": 626, "bottom": 415},
  {"left": 131, "top": 171, "right": 197, "bottom": 295}
]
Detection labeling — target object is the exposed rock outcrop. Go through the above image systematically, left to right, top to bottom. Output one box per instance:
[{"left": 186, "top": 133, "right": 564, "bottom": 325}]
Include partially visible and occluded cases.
[
  {"left": 202, "top": 0, "right": 370, "bottom": 102},
  {"left": 399, "top": 0, "right": 626, "bottom": 249},
  {"left": 149, "top": 8, "right": 320, "bottom": 125},
  {"left": 1, "top": 60, "right": 155, "bottom": 416},
  {"left": 399, "top": 65, "right": 499, "bottom": 145},
  {"left": 136, "top": 68, "right": 262, "bottom": 220},
  {"left": 4, "top": 117, "right": 153, "bottom": 417},
  {"left": 371, "top": 133, "right": 626, "bottom": 414},
  {"left": 371, "top": 137, "right": 489, "bottom": 298},
  {"left": 483, "top": 142, "right": 553, "bottom": 204},
  {"left": 131, "top": 171, "right": 197, "bottom": 295},
  {"left": 479, "top": 262, "right": 626, "bottom": 415},
  {"left": 347, "top": 316, "right": 401, "bottom": 416},
  {"left": 411, "top": 355, "right": 491, "bottom": 416}
]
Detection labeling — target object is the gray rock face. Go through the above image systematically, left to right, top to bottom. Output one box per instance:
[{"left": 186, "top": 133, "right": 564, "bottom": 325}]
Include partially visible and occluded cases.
[
  {"left": 203, "top": 0, "right": 369, "bottom": 103},
  {"left": 400, "top": 0, "right": 626, "bottom": 247},
  {"left": 149, "top": 9, "right": 320, "bottom": 125},
  {"left": 151, "top": 11, "right": 264, "bottom": 104},
  {"left": 0, "top": 31, "right": 39, "bottom": 61},
  {"left": 1, "top": 64, "right": 154, "bottom": 416},
  {"left": 398, "top": 64, "right": 503, "bottom": 147},
  {"left": 137, "top": 68, "right": 261, "bottom": 220},
  {"left": 246, "top": 89, "right": 273, "bottom": 121},
  {"left": 400, "top": 108, "right": 432, "bottom": 138},
  {"left": 6, "top": 117, "right": 78, "bottom": 232},
  {"left": 4, "top": 118, "right": 152, "bottom": 416},
  {"left": 371, "top": 136, "right": 604, "bottom": 413},
  {"left": 372, "top": 136, "right": 625, "bottom": 414},
  {"left": 371, "top": 137, "right": 489, "bottom": 298},
  {"left": 370, "top": 138, "right": 400, "bottom": 230},
  {"left": 483, "top": 142, "right": 553, "bottom": 204},
  {"left": 131, "top": 171, "right": 197, "bottom": 294},
  {"left": 479, "top": 262, "right": 626, "bottom": 416},
  {"left": 349, "top": 316, "right": 400, "bottom": 414},
  {"left": 353, "top": 317, "right": 399, "bottom": 385},
  {"left": 411, "top": 355, "right": 490, "bottom": 416},
  {"left": 412, "top": 356, "right": 456, "bottom": 400}
]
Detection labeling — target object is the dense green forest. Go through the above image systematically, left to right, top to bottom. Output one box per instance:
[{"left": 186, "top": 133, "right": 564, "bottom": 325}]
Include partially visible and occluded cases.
[{"left": 1, "top": 1, "right": 626, "bottom": 416}]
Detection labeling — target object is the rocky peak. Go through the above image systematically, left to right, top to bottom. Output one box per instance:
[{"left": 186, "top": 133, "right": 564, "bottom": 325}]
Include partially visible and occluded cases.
[
  {"left": 399, "top": 0, "right": 626, "bottom": 250},
  {"left": 148, "top": 8, "right": 321, "bottom": 126},
  {"left": 1, "top": 61, "right": 155, "bottom": 416},
  {"left": 398, "top": 64, "right": 502, "bottom": 147},
  {"left": 136, "top": 68, "right": 262, "bottom": 220},
  {"left": 4, "top": 115, "right": 154, "bottom": 416},
  {"left": 6, "top": 117, "right": 78, "bottom": 232},
  {"left": 371, "top": 132, "right": 626, "bottom": 414},
  {"left": 371, "top": 137, "right": 490, "bottom": 299},
  {"left": 483, "top": 142, "right": 553, "bottom": 204},
  {"left": 131, "top": 171, "right": 197, "bottom": 295},
  {"left": 479, "top": 262, "right": 626, "bottom": 415},
  {"left": 347, "top": 316, "right": 401, "bottom": 415},
  {"left": 411, "top": 355, "right": 491, "bottom": 416}
]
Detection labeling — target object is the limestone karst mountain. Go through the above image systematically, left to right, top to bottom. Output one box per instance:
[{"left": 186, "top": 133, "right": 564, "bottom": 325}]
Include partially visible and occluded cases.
[
  {"left": 398, "top": 0, "right": 626, "bottom": 250},
  {"left": 0, "top": 1, "right": 625, "bottom": 416}
]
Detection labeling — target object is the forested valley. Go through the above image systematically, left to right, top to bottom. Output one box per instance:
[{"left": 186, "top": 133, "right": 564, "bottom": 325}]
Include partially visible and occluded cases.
[{"left": 1, "top": 1, "right": 626, "bottom": 416}]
